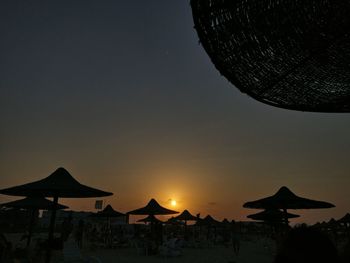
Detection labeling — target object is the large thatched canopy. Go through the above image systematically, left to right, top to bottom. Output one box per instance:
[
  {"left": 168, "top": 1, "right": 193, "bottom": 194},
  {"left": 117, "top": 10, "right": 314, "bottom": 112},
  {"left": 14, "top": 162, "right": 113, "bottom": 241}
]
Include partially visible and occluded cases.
[
  {"left": 191, "top": 0, "right": 350, "bottom": 112},
  {"left": 0, "top": 167, "right": 113, "bottom": 198},
  {"left": 243, "top": 186, "right": 335, "bottom": 210}
]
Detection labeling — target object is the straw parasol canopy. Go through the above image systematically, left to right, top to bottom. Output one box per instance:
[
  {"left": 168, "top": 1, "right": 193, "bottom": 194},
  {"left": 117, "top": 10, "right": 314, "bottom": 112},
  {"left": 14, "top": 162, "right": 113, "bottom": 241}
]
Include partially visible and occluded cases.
[
  {"left": 191, "top": 0, "right": 350, "bottom": 112},
  {"left": 0, "top": 167, "right": 112, "bottom": 263},
  {"left": 0, "top": 167, "right": 113, "bottom": 198},
  {"left": 243, "top": 186, "right": 335, "bottom": 210},
  {"left": 243, "top": 186, "right": 334, "bottom": 225},
  {"left": 0, "top": 196, "right": 68, "bottom": 210},
  {"left": 127, "top": 198, "right": 178, "bottom": 215},
  {"left": 92, "top": 204, "right": 125, "bottom": 218},
  {"left": 247, "top": 208, "right": 300, "bottom": 222},
  {"left": 173, "top": 209, "right": 198, "bottom": 222},
  {"left": 338, "top": 213, "right": 350, "bottom": 224},
  {"left": 338, "top": 213, "right": 350, "bottom": 239},
  {"left": 137, "top": 214, "right": 163, "bottom": 224},
  {"left": 196, "top": 215, "right": 220, "bottom": 226},
  {"left": 222, "top": 218, "right": 230, "bottom": 225},
  {"left": 326, "top": 218, "right": 339, "bottom": 228}
]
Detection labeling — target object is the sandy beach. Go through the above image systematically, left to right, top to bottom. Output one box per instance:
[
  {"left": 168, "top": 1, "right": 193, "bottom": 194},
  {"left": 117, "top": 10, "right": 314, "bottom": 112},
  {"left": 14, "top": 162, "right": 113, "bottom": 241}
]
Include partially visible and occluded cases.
[
  {"left": 6, "top": 233, "right": 274, "bottom": 263},
  {"left": 80, "top": 240, "right": 273, "bottom": 263},
  {"left": 67, "top": 241, "right": 273, "bottom": 263}
]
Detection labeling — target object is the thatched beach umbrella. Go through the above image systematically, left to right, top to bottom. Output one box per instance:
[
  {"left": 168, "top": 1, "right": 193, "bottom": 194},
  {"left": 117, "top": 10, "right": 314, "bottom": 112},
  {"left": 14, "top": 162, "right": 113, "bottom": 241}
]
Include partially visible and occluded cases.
[
  {"left": 191, "top": 0, "right": 350, "bottom": 112},
  {"left": 0, "top": 167, "right": 112, "bottom": 263},
  {"left": 243, "top": 186, "right": 334, "bottom": 224},
  {"left": 243, "top": 186, "right": 335, "bottom": 209},
  {"left": 1, "top": 197, "right": 68, "bottom": 247},
  {"left": 127, "top": 198, "right": 178, "bottom": 216},
  {"left": 128, "top": 199, "right": 177, "bottom": 246},
  {"left": 91, "top": 204, "right": 125, "bottom": 247},
  {"left": 92, "top": 204, "right": 125, "bottom": 234},
  {"left": 93, "top": 204, "right": 125, "bottom": 218},
  {"left": 247, "top": 208, "right": 300, "bottom": 223},
  {"left": 173, "top": 209, "right": 198, "bottom": 225},
  {"left": 172, "top": 210, "right": 197, "bottom": 239},
  {"left": 338, "top": 213, "right": 350, "bottom": 225},
  {"left": 338, "top": 213, "right": 350, "bottom": 239},
  {"left": 195, "top": 215, "right": 220, "bottom": 240},
  {"left": 196, "top": 215, "right": 220, "bottom": 226},
  {"left": 222, "top": 218, "right": 230, "bottom": 225},
  {"left": 326, "top": 218, "right": 339, "bottom": 229}
]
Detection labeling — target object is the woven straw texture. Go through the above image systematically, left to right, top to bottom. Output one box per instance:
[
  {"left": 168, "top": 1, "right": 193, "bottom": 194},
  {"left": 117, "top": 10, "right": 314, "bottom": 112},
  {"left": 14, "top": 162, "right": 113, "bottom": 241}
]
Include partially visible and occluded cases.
[{"left": 191, "top": 0, "right": 350, "bottom": 112}]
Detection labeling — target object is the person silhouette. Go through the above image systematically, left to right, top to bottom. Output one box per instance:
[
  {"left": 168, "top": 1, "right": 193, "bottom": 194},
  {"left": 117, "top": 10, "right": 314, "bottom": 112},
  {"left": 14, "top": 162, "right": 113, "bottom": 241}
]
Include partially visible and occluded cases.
[{"left": 273, "top": 225, "right": 340, "bottom": 263}]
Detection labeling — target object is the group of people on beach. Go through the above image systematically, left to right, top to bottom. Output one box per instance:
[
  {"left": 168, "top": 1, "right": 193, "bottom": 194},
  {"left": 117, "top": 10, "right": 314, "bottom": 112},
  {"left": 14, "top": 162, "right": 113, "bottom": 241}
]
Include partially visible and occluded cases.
[{"left": 2, "top": 211, "right": 350, "bottom": 263}]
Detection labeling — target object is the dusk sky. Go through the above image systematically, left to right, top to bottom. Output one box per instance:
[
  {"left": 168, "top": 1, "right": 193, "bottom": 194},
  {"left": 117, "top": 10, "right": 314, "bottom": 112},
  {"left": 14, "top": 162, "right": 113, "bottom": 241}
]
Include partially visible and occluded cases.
[{"left": 1, "top": 1, "right": 350, "bottom": 224}]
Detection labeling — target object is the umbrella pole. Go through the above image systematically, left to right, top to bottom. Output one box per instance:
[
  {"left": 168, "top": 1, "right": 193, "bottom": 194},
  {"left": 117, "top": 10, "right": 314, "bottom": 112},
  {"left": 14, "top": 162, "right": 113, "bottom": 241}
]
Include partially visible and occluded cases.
[
  {"left": 45, "top": 196, "right": 58, "bottom": 263},
  {"left": 283, "top": 208, "right": 289, "bottom": 226},
  {"left": 26, "top": 209, "right": 37, "bottom": 248},
  {"left": 108, "top": 217, "right": 111, "bottom": 248}
]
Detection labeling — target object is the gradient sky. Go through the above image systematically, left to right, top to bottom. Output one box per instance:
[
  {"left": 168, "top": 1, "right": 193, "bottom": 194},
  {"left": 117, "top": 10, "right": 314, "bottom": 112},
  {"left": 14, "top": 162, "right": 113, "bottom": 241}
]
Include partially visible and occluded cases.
[{"left": 1, "top": 0, "right": 350, "bottom": 224}]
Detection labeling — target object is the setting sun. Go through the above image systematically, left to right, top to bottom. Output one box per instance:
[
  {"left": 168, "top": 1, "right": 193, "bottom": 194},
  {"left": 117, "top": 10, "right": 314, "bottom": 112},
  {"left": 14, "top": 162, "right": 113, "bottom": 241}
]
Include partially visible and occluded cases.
[{"left": 171, "top": 199, "right": 177, "bottom": 206}]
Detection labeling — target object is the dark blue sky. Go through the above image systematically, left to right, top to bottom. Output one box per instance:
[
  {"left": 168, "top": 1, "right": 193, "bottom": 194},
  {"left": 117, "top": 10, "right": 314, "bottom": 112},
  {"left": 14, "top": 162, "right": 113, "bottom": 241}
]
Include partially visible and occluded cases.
[{"left": 1, "top": 1, "right": 350, "bottom": 223}]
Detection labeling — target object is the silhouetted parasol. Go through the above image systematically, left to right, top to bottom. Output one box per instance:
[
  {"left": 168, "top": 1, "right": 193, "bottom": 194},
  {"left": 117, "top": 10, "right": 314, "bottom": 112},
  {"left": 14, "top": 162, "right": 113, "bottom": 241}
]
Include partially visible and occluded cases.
[
  {"left": 191, "top": 0, "right": 350, "bottom": 112},
  {"left": 0, "top": 167, "right": 112, "bottom": 263},
  {"left": 0, "top": 167, "right": 112, "bottom": 198},
  {"left": 243, "top": 186, "right": 334, "bottom": 224},
  {"left": 243, "top": 186, "right": 335, "bottom": 210},
  {"left": 0, "top": 196, "right": 68, "bottom": 210},
  {"left": 1, "top": 197, "right": 68, "bottom": 247},
  {"left": 127, "top": 198, "right": 178, "bottom": 215},
  {"left": 92, "top": 204, "right": 125, "bottom": 218},
  {"left": 247, "top": 208, "right": 300, "bottom": 223},
  {"left": 173, "top": 209, "right": 198, "bottom": 224},
  {"left": 338, "top": 213, "right": 350, "bottom": 224},
  {"left": 338, "top": 213, "right": 350, "bottom": 239},
  {"left": 137, "top": 214, "right": 163, "bottom": 224},
  {"left": 196, "top": 215, "right": 220, "bottom": 226},
  {"left": 222, "top": 218, "right": 230, "bottom": 225},
  {"left": 326, "top": 218, "right": 339, "bottom": 228}
]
